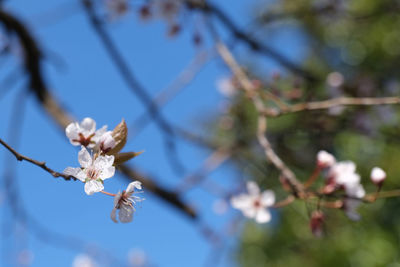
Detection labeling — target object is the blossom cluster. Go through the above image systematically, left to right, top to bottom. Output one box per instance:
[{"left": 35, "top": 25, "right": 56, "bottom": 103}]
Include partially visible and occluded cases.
[
  {"left": 63, "top": 118, "right": 144, "bottom": 223},
  {"left": 229, "top": 150, "right": 387, "bottom": 232},
  {"left": 317, "top": 150, "right": 386, "bottom": 221}
]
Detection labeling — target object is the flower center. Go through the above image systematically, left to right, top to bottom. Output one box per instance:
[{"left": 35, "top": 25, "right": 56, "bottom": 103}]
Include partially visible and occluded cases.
[
  {"left": 73, "top": 133, "right": 95, "bottom": 147},
  {"left": 87, "top": 167, "right": 100, "bottom": 180},
  {"left": 253, "top": 199, "right": 261, "bottom": 208}
]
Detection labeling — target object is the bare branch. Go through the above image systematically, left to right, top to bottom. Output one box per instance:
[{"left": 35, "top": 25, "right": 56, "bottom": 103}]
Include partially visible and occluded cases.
[
  {"left": 211, "top": 34, "right": 304, "bottom": 193},
  {"left": 267, "top": 96, "right": 400, "bottom": 117},
  {"left": 0, "top": 138, "right": 77, "bottom": 181},
  {"left": 176, "top": 147, "right": 232, "bottom": 192}
]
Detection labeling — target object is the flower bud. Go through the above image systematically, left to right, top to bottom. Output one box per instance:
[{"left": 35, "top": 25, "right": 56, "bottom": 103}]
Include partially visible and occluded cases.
[
  {"left": 99, "top": 131, "right": 116, "bottom": 153},
  {"left": 317, "top": 150, "right": 336, "bottom": 168},
  {"left": 370, "top": 167, "right": 386, "bottom": 186},
  {"left": 310, "top": 210, "right": 324, "bottom": 238}
]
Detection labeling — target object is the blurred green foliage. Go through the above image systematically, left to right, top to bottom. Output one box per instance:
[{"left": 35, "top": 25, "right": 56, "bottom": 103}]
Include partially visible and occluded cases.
[{"left": 210, "top": 0, "right": 400, "bottom": 266}]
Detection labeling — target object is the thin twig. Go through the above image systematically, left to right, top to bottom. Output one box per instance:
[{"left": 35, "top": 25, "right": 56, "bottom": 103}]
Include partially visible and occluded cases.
[
  {"left": 209, "top": 26, "right": 303, "bottom": 193},
  {"left": 268, "top": 96, "right": 400, "bottom": 117},
  {"left": 0, "top": 138, "right": 77, "bottom": 181},
  {"left": 176, "top": 147, "right": 232, "bottom": 192}
]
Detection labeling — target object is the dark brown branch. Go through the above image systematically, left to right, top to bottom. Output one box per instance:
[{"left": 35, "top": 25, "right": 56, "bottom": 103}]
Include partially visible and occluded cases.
[{"left": 0, "top": 138, "right": 77, "bottom": 181}]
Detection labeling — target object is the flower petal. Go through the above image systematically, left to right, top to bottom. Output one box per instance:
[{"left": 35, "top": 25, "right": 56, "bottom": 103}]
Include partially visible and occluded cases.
[
  {"left": 80, "top": 117, "right": 96, "bottom": 135},
  {"left": 65, "top": 123, "right": 79, "bottom": 145},
  {"left": 93, "top": 125, "right": 108, "bottom": 142},
  {"left": 78, "top": 146, "right": 92, "bottom": 168},
  {"left": 94, "top": 155, "right": 114, "bottom": 169},
  {"left": 101, "top": 166, "right": 115, "bottom": 180},
  {"left": 63, "top": 167, "right": 86, "bottom": 182},
  {"left": 84, "top": 180, "right": 104, "bottom": 195},
  {"left": 126, "top": 181, "right": 142, "bottom": 193},
  {"left": 246, "top": 181, "right": 260, "bottom": 196},
  {"left": 345, "top": 183, "right": 365, "bottom": 198},
  {"left": 260, "top": 190, "right": 275, "bottom": 207},
  {"left": 114, "top": 192, "right": 122, "bottom": 207},
  {"left": 231, "top": 194, "right": 253, "bottom": 210},
  {"left": 344, "top": 199, "right": 362, "bottom": 221},
  {"left": 119, "top": 204, "right": 134, "bottom": 223},
  {"left": 242, "top": 206, "right": 257, "bottom": 218},
  {"left": 110, "top": 208, "right": 118, "bottom": 223},
  {"left": 255, "top": 208, "right": 271, "bottom": 223}
]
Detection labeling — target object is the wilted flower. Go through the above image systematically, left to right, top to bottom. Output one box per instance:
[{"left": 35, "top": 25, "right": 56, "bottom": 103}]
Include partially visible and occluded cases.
[
  {"left": 65, "top": 118, "right": 107, "bottom": 148},
  {"left": 64, "top": 146, "right": 115, "bottom": 195},
  {"left": 317, "top": 150, "right": 336, "bottom": 168},
  {"left": 370, "top": 167, "right": 386, "bottom": 185},
  {"left": 111, "top": 181, "right": 144, "bottom": 223},
  {"left": 230, "top": 181, "right": 275, "bottom": 223}
]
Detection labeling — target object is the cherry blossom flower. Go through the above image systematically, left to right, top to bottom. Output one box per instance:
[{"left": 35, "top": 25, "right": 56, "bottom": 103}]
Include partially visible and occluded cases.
[
  {"left": 65, "top": 118, "right": 107, "bottom": 148},
  {"left": 97, "top": 131, "right": 116, "bottom": 154},
  {"left": 64, "top": 146, "right": 115, "bottom": 195},
  {"left": 317, "top": 150, "right": 336, "bottom": 168},
  {"left": 329, "top": 161, "right": 358, "bottom": 185},
  {"left": 370, "top": 167, "right": 386, "bottom": 185},
  {"left": 111, "top": 181, "right": 144, "bottom": 223},
  {"left": 230, "top": 181, "right": 275, "bottom": 223}
]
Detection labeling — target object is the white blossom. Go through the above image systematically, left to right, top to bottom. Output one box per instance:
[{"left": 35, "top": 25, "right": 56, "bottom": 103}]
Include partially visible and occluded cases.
[
  {"left": 65, "top": 117, "right": 107, "bottom": 148},
  {"left": 98, "top": 131, "right": 116, "bottom": 153},
  {"left": 64, "top": 146, "right": 115, "bottom": 195},
  {"left": 317, "top": 150, "right": 336, "bottom": 168},
  {"left": 328, "top": 161, "right": 366, "bottom": 221},
  {"left": 329, "top": 161, "right": 360, "bottom": 186},
  {"left": 370, "top": 167, "right": 386, "bottom": 185},
  {"left": 111, "top": 181, "right": 144, "bottom": 223},
  {"left": 231, "top": 181, "right": 275, "bottom": 223}
]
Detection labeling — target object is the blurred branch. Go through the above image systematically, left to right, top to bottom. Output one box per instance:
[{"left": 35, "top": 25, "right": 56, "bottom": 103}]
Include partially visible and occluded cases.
[
  {"left": 81, "top": 0, "right": 185, "bottom": 175},
  {"left": 185, "top": 0, "right": 318, "bottom": 82},
  {"left": 0, "top": 8, "right": 197, "bottom": 220},
  {"left": 208, "top": 24, "right": 304, "bottom": 193},
  {"left": 130, "top": 50, "right": 214, "bottom": 138},
  {"left": 267, "top": 96, "right": 400, "bottom": 117},
  {"left": 0, "top": 138, "right": 77, "bottom": 181},
  {"left": 176, "top": 147, "right": 232, "bottom": 192},
  {"left": 118, "top": 165, "right": 196, "bottom": 218}
]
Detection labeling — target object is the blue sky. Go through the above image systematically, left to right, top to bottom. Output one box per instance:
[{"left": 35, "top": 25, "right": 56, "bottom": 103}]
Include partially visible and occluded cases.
[{"left": 0, "top": 0, "right": 307, "bottom": 266}]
